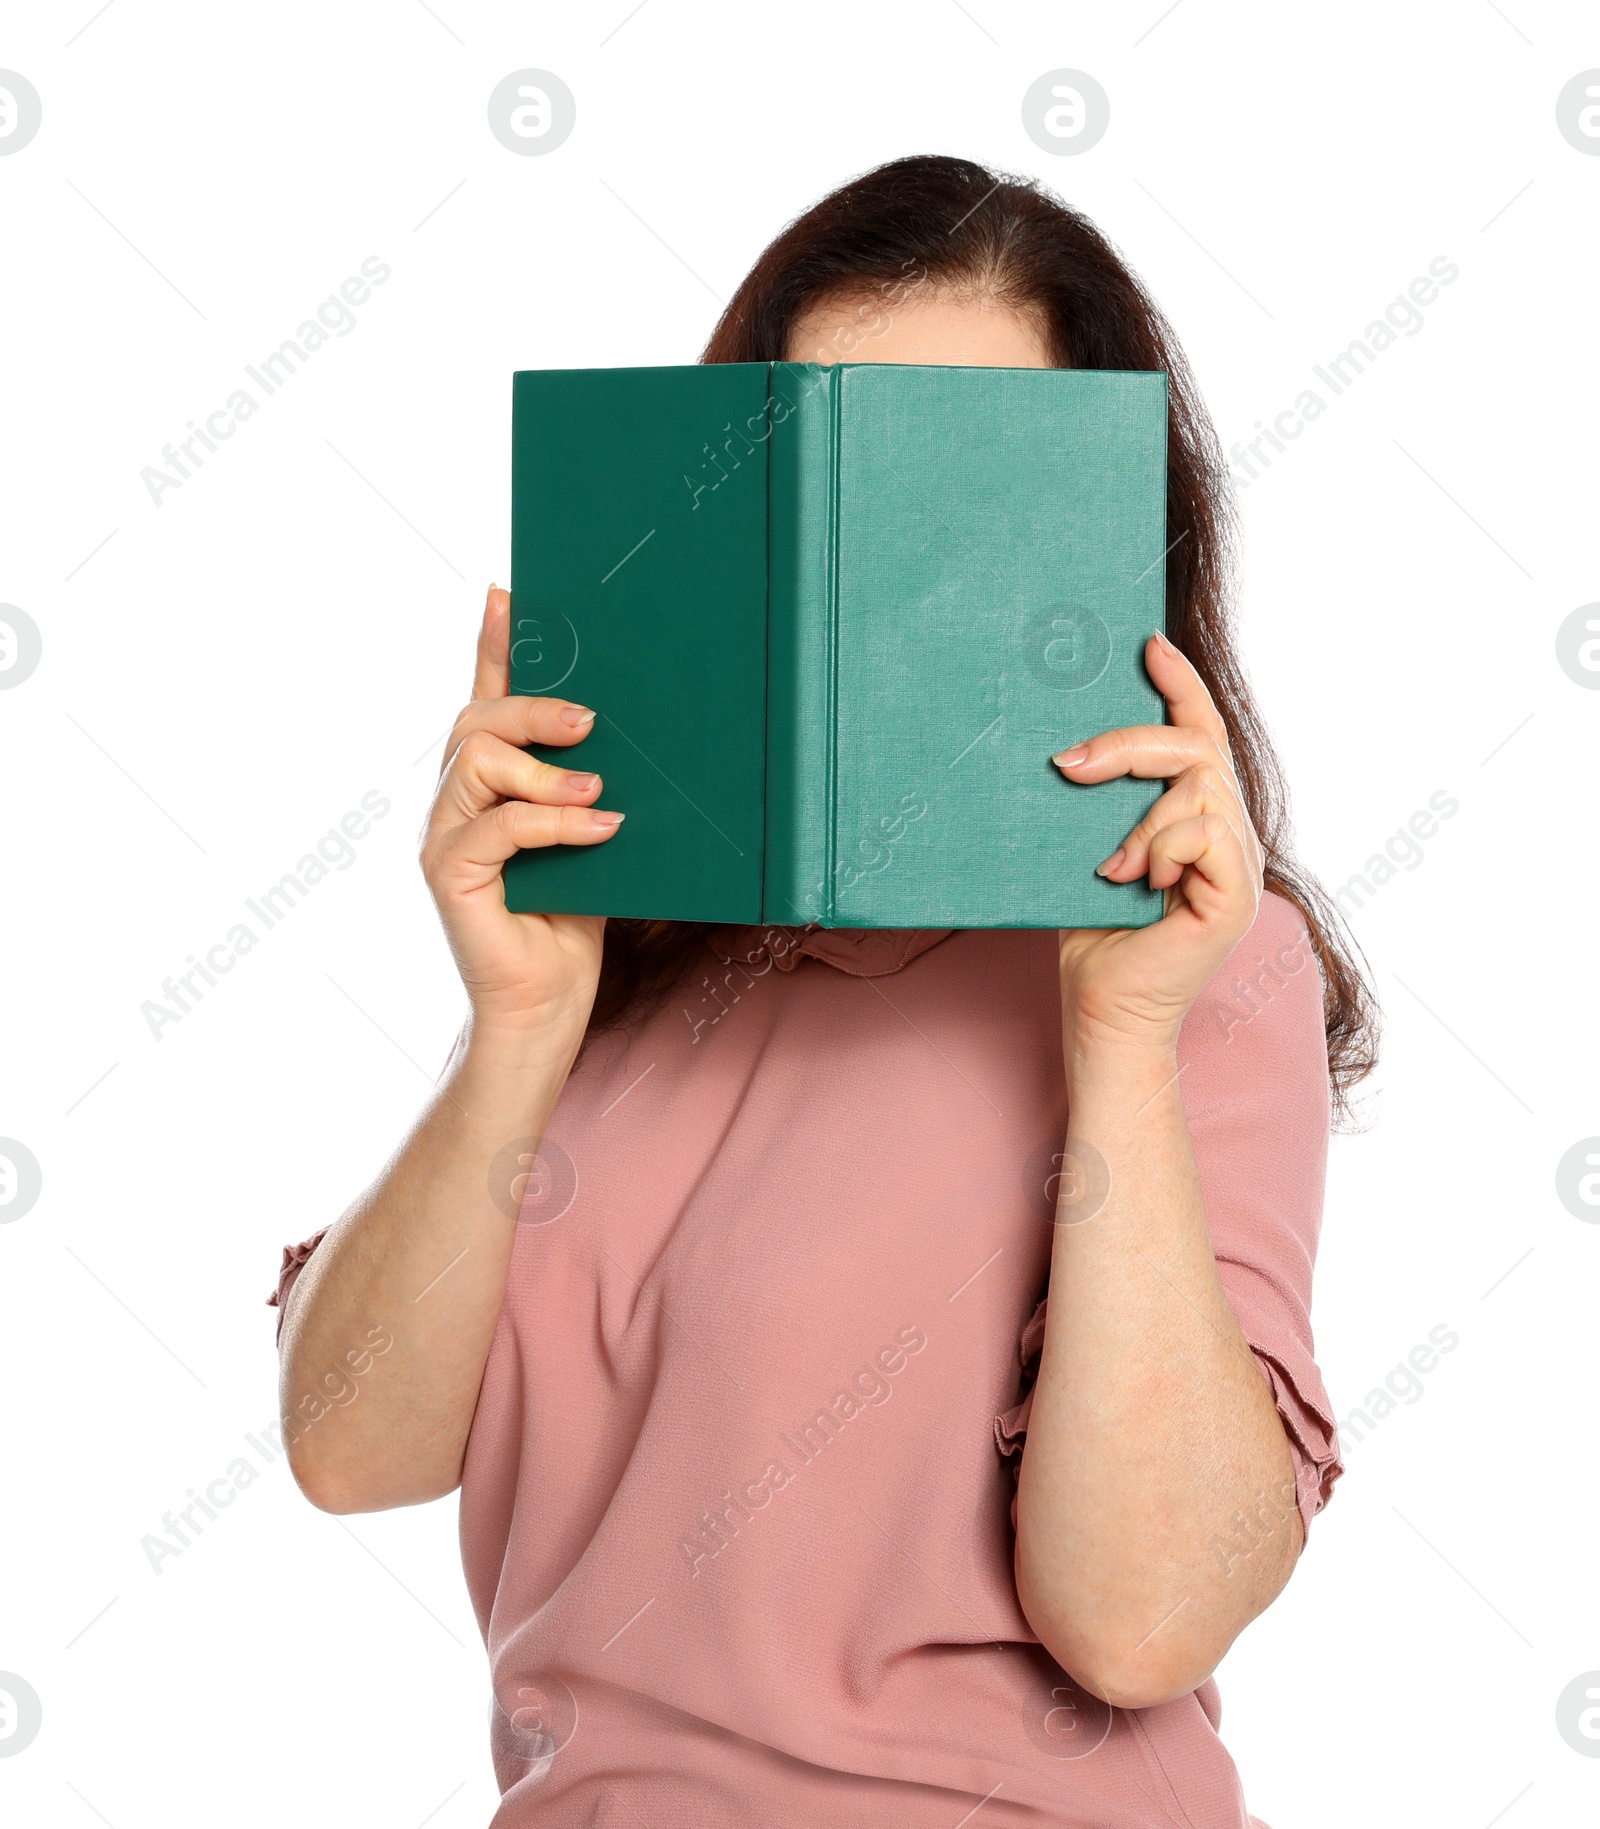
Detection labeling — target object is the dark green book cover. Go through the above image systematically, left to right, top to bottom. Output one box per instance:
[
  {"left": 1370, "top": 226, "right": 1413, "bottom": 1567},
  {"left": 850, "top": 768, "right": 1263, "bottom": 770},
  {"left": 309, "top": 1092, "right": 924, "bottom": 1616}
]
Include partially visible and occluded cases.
[{"left": 503, "top": 361, "right": 1167, "bottom": 929}]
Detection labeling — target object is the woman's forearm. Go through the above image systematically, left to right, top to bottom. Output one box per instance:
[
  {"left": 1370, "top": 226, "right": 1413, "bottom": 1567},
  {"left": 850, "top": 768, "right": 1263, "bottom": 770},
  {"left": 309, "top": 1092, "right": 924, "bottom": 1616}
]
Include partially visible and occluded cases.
[
  {"left": 277, "top": 1016, "right": 584, "bottom": 1514},
  {"left": 1013, "top": 1032, "right": 1301, "bottom": 1709}
]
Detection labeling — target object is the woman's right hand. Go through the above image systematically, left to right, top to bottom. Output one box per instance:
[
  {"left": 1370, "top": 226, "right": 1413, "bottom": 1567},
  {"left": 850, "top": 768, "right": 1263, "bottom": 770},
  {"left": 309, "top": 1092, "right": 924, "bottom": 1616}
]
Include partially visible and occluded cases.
[{"left": 421, "top": 584, "right": 624, "bottom": 1039}]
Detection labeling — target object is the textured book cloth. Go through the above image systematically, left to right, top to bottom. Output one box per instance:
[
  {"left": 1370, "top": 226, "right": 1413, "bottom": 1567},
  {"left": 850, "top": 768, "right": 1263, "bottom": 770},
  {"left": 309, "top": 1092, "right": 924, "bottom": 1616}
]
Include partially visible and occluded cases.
[{"left": 504, "top": 360, "right": 1168, "bottom": 928}]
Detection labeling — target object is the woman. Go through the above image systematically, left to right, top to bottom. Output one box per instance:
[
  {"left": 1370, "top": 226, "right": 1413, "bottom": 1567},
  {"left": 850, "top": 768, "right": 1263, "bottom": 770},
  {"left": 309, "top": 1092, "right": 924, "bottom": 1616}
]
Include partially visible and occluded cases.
[{"left": 270, "top": 154, "right": 1375, "bottom": 1826}]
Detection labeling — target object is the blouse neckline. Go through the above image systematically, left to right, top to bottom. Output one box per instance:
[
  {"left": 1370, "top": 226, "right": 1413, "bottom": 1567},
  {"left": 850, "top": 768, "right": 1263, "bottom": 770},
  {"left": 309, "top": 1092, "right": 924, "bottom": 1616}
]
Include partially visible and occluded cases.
[{"left": 706, "top": 924, "right": 956, "bottom": 979}]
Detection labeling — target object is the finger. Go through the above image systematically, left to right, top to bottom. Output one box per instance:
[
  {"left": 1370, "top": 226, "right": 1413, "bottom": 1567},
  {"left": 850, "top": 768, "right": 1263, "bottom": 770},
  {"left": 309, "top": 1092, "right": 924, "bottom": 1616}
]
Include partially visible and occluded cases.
[
  {"left": 471, "top": 585, "right": 512, "bottom": 702},
  {"left": 1144, "top": 630, "right": 1233, "bottom": 755},
  {"left": 1140, "top": 635, "right": 1264, "bottom": 879},
  {"left": 441, "top": 693, "right": 596, "bottom": 774},
  {"left": 1053, "top": 723, "right": 1235, "bottom": 786},
  {"left": 431, "top": 729, "right": 604, "bottom": 832},
  {"left": 1098, "top": 765, "right": 1255, "bottom": 884},
  {"left": 433, "top": 798, "right": 624, "bottom": 888},
  {"left": 1146, "top": 811, "right": 1252, "bottom": 906}
]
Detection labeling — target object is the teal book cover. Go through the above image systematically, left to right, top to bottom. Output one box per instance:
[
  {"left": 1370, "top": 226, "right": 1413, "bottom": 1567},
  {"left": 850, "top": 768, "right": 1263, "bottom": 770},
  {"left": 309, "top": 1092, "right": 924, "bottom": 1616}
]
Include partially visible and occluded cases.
[{"left": 503, "top": 360, "right": 1167, "bottom": 929}]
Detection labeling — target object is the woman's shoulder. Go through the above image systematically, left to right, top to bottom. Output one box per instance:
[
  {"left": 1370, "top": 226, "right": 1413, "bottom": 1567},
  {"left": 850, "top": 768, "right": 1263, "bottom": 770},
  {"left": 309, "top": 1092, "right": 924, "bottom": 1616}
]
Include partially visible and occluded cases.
[
  {"left": 1253, "top": 884, "right": 1314, "bottom": 944},
  {"left": 1182, "top": 887, "right": 1330, "bottom": 1105}
]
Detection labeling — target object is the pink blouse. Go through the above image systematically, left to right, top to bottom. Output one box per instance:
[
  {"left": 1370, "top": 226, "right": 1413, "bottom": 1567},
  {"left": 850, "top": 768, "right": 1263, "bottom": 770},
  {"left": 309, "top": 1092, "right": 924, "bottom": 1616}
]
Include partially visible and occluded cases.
[{"left": 271, "top": 891, "right": 1341, "bottom": 1827}]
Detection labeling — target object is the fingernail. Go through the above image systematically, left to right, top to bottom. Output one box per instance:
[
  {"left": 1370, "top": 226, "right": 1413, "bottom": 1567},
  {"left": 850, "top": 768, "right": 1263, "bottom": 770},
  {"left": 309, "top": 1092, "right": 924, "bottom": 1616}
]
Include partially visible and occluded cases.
[
  {"left": 1154, "top": 629, "right": 1176, "bottom": 653},
  {"left": 560, "top": 704, "right": 595, "bottom": 727},
  {"left": 1054, "top": 744, "right": 1091, "bottom": 768},
  {"left": 568, "top": 773, "right": 600, "bottom": 794},
  {"left": 590, "top": 810, "right": 624, "bottom": 830},
  {"left": 1095, "top": 846, "right": 1125, "bottom": 876}
]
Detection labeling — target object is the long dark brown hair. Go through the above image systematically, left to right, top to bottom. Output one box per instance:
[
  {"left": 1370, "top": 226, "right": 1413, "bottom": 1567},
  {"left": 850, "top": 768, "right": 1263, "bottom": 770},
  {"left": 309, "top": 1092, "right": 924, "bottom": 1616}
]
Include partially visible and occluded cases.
[{"left": 589, "top": 154, "right": 1379, "bottom": 1117}]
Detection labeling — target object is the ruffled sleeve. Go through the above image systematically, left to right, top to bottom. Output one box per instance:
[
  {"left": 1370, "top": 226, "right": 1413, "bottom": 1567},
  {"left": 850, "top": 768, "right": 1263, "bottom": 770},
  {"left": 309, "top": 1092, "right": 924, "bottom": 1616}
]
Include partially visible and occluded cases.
[
  {"left": 995, "top": 891, "right": 1344, "bottom": 1545},
  {"left": 266, "top": 1226, "right": 330, "bottom": 1344},
  {"left": 993, "top": 1298, "right": 1048, "bottom": 1530}
]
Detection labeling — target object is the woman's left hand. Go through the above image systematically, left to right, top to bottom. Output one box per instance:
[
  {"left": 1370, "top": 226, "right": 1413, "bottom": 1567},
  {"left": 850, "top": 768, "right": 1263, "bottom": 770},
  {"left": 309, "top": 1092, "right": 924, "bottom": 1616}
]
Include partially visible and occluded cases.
[{"left": 1051, "top": 630, "right": 1265, "bottom": 1054}]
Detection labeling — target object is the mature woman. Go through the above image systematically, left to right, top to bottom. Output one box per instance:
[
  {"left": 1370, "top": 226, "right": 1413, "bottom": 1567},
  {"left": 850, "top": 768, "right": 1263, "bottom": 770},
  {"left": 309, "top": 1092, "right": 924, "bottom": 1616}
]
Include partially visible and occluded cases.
[{"left": 270, "top": 154, "right": 1375, "bottom": 1827}]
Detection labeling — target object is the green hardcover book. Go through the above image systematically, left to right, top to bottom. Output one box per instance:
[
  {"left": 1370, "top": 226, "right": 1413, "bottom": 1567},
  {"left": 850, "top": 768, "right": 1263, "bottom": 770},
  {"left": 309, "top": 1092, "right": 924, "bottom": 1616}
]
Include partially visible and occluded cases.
[{"left": 503, "top": 361, "right": 1167, "bottom": 929}]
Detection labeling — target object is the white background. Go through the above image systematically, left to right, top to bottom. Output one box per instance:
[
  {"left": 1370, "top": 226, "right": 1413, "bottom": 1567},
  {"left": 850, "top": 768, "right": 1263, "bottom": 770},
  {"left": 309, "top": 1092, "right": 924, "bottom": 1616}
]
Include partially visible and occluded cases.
[{"left": 2, "top": 2, "right": 1596, "bottom": 1825}]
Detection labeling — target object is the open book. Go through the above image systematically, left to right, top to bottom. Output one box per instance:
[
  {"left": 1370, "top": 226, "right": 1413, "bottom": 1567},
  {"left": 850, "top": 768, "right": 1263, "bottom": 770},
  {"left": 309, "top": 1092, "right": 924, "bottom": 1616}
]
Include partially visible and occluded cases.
[{"left": 503, "top": 360, "right": 1167, "bottom": 929}]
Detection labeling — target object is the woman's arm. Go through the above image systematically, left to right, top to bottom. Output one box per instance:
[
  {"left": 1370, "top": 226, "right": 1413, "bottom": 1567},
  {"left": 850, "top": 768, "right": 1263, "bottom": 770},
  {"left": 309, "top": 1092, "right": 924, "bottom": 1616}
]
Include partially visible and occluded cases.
[
  {"left": 278, "top": 586, "right": 623, "bottom": 1514},
  {"left": 1014, "top": 632, "right": 1307, "bottom": 1708},
  {"left": 277, "top": 1022, "right": 583, "bottom": 1513},
  {"left": 1014, "top": 1036, "right": 1302, "bottom": 1707}
]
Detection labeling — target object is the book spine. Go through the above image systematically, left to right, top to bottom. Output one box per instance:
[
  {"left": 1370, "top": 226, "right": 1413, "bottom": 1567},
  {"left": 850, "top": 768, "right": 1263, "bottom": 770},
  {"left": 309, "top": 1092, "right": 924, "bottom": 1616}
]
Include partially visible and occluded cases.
[
  {"left": 764, "top": 362, "right": 838, "bottom": 926},
  {"left": 824, "top": 365, "right": 842, "bottom": 927}
]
